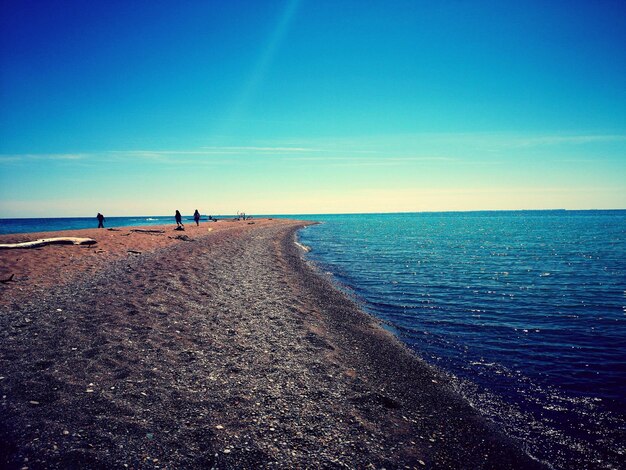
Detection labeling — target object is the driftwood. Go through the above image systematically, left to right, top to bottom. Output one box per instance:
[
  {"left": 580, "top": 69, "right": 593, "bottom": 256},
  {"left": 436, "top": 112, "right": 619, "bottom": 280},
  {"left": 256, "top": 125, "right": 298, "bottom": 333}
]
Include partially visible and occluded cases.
[
  {"left": 130, "top": 229, "right": 165, "bottom": 234},
  {"left": 0, "top": 237, "right": 97, "bottom": 250},
  {"left": 128, "top": 250, "right": 142, "bottom": 254},
  {"left": 0, "top": 274, "right": 16, "bottom": 284}
]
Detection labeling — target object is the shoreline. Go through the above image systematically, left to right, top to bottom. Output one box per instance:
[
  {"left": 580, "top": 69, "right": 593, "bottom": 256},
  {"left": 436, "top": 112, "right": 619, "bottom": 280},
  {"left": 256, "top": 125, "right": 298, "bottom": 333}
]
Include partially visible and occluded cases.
[{"left": 1, "top": 219, "right": 544, "bottom": 468}]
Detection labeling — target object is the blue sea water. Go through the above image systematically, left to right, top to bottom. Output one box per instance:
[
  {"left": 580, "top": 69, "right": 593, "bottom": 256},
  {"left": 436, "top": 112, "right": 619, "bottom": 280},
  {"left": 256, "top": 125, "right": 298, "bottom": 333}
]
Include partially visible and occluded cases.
[
  {"left": 296, "top": 211, "right": 626, "bottom": 470},
  {"left": 0, "top": 215, "right": 218, "bottom": 234}
]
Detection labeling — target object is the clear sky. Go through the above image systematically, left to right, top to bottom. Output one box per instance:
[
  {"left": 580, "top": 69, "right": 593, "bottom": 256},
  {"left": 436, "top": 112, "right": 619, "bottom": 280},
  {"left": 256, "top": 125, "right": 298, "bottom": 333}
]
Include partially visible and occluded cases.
[{"left": 1, "top": 0, "right": 625, "bottom": 217}]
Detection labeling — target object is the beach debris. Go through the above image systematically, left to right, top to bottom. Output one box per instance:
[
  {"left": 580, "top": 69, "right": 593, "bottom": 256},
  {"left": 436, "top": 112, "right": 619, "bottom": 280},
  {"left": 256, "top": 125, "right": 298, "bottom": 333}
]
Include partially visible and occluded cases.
[
  {"left": 174, "top": 226, "right": 185, "bottom": 232},
  {"left": 106, "top": 228, "right": 122, "bottom": 231},
  {"left": 130, "top": 229, "right": 165, "bottom": 234},
  {"left": 171, "top": 235, "right": 192, "bottom": 242},
  {"left": 0, "top": 237, "right": 97, "bottom": 250},
  {"left": 294, "top": 242, "right": 311, "bottom": 253},
  {"left": 128, "top": 250, "right": 142, "bottom": 255},
  {"left": 0, "top": 274, "right": 16, "bottom": 284}
]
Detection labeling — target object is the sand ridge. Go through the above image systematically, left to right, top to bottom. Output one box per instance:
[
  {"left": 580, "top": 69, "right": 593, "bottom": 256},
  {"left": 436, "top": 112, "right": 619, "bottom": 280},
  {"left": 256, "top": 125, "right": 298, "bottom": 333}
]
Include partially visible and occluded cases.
[{"left": 0, "top": 219, "right": 544, "bottom": 468}]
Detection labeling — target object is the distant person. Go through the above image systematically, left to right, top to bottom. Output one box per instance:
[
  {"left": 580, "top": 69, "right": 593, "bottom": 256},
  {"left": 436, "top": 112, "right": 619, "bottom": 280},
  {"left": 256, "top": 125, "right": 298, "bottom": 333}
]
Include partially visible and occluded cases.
[
  {"left": 193, "top": 209, "right": 200, "bottom": 226},
  {"left": 175, "top": 210, "right": 184, "bottom": 229},
  {"left": 96, "top": 212, "right": 105, "bottom": 228}
]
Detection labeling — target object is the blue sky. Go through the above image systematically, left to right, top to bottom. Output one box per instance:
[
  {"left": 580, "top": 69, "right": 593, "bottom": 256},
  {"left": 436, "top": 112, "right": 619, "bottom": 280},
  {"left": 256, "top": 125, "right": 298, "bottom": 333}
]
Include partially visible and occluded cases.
[{"left": 1, "top": 0, "right": 625, "bottom": 216}]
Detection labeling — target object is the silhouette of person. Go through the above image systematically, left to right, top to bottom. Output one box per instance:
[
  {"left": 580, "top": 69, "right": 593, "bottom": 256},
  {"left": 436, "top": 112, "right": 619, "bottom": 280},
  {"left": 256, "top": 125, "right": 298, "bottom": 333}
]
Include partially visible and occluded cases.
[
  {"left": 193, "top": 209, "right": 200, "bottom": 226},
  {"left": 175, "top": 210, "right": 184, "bottom": 228},
  {"left": 97, "top": 212, "right": 105, "bottom": 228}
]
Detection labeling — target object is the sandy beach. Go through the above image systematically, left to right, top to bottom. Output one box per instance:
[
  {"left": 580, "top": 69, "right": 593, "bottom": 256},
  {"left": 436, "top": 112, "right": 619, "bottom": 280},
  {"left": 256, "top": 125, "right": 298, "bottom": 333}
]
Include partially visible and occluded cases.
[{"left": 0, "top": 219, "right": 544, "bottom": 469}]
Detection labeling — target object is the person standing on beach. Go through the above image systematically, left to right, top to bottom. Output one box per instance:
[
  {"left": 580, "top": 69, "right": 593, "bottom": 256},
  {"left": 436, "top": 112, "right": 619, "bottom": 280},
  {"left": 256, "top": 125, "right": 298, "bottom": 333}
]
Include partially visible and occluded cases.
[
  {"left": 193, "top": 209, "right": 200, "bottom": 226},
  {"left": 175, "top": 210, "right": 184, "bottom": 229},
  {"left": 96, "top": 212, "right": 105, "bottom": 228}
]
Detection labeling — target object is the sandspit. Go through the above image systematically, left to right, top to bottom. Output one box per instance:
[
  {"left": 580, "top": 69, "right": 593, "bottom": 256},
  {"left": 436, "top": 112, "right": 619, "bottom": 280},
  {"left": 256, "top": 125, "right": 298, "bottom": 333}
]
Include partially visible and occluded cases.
[{"left": 0, "top": 219, "right": 544, "bottom": 468}]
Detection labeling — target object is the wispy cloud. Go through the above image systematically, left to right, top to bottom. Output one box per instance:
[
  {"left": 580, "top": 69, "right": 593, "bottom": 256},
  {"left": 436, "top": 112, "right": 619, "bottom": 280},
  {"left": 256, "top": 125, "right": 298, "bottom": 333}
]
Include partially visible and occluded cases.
[
  {"left": 512, "top": 134, "right": 626, "bottom": 147},
  {"left": 0, "top": 146, "right": 342, "bottom": 165},
  {"left": 201, "top": 146, "right": 323, "bottom": 153},
  {"left": 0, "top": 150, "right": 498, "bottom": 168},
  {"left": 0, "top": 153, "right": 87, "bottom": 164},
  {"left": 281, "top": 155, "right": 458, "bottom": 164}
]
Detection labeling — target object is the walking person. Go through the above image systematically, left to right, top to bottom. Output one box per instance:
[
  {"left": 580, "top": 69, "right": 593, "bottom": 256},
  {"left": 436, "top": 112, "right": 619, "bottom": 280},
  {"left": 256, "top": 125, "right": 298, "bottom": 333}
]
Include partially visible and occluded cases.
[
  {"left": 193, "top": 209, "right": 201, "bottom": 226},
  {"left": 175, "top": 210, "right": 184, "bottom": 229},
  {"left": 96, "top": 212, "right": 105, "bottom": 228}
]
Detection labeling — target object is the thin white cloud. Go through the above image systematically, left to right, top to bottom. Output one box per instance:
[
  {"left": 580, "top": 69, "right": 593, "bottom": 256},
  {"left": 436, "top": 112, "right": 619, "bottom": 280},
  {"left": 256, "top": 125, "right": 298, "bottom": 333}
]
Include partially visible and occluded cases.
[
  {"left": 516, "top": 134, "right": 626, "bottom": 147},
  {"left": 201, "top": 146, "right": 321, "bottom": 152},
  {"left": 111, "top": 150, "right": 241, "bottom": 155},
  {"left": 0, "top": 153, "right": 86, "bottom": 163},
  {"left": 279, "top": 155, "right": 475, "bottom": 167}
]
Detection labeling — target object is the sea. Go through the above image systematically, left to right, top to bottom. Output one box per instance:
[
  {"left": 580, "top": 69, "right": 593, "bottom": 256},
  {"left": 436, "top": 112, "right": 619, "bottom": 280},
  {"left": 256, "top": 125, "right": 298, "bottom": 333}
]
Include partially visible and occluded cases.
[
  {"left": 1, "top": 210, "right": 625, "bottom": 469},
  {"left": 296, "top": 211, "right": 626, "bottom": 470},
  {"left": 0, "top": 215, "right": 182, "bottom": 234}
]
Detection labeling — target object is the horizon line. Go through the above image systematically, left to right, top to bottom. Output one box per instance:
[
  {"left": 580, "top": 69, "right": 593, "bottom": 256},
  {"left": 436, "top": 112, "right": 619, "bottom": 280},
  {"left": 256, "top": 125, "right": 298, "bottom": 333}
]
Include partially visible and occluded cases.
[{"left": 2, "top": 208, "right": 626, "bottom": 220}]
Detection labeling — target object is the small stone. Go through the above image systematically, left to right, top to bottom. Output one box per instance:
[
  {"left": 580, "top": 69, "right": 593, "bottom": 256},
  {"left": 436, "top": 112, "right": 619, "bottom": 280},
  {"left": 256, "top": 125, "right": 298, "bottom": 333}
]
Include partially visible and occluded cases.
[
  {"left": 56, "top": 309, "right": 62, "bottom": 312},
  {"left": 86, "top": 389, "right": 94, "bottom": 393},
  {"left": 29, "top": 401, "right": 39, "bottom": 405},
  {"left": 215, "top": 425, "right": 224, "bottom": 430},
  {"left": 63, "top": 430, "right": 70, "bottom": 435},
  {"left": 146, "top": 433, "right": 154, "bottom": 440},
  {"left": 223, "top": 449, "right": 231, "bottom": 454},
  {"left": 418, "top": 460, "right": 426, "bottom": 466}
]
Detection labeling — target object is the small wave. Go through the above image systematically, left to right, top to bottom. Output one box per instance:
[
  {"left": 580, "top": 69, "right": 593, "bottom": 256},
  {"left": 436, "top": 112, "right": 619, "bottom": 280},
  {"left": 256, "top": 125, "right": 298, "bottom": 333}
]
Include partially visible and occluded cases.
[{"left": 146, "top": 218, "right": 158, "bottom": 221}]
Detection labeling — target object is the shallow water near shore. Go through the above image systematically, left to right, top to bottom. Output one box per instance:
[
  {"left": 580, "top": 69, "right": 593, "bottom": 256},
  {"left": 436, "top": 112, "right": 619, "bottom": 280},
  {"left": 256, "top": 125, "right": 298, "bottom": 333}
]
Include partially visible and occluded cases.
[{"left": 296, "top": 210, "right": 626, "bottom": 470}]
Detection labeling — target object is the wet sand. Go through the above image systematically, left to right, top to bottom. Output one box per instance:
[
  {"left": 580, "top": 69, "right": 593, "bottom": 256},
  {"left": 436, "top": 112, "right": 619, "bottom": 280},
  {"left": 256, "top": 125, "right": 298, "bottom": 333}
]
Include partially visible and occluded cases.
[{"left": 0, "top": 219, "right": 544, "bottom": 468}]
